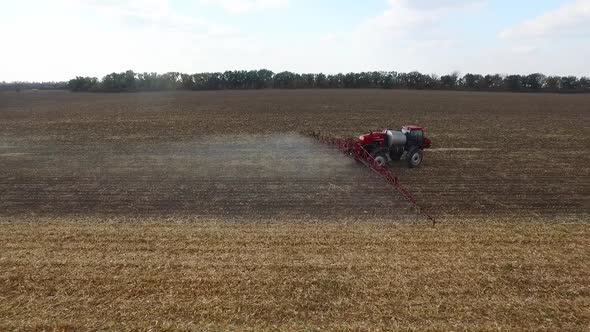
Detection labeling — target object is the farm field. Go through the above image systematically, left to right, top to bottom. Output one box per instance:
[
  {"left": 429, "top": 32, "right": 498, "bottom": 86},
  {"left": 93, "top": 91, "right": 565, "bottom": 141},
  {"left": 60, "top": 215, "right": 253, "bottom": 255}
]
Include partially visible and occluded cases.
[
  {"left": 1, "top": 89, "right": 589, "bottom": 330},
  {"left": 1, "top": 89, "right": 588, "bottom": 219},
  {"left": 1, "top": 220, "right": 589, "bottom": 331}
]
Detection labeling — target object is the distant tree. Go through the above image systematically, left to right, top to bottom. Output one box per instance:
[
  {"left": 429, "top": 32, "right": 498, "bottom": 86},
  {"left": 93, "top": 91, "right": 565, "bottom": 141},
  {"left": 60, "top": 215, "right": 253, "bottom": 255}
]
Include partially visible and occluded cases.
[
  {"left": 256, "top": 69, "right": 274, "bottom": 89},
  {"left": 124, "top": 70, "right": 137, "bottom": 90},
  {"left": 245, "top": 70, "right": 259, "bottom": 89},
  {"left": 223, "top": 71, "right": 249, "bottom": 89},
  {"left": 273, "top": 71, "right": 297, "bottom": 88},
  {"left": 369, "top": 71, "right": 383, "bottom": 88},
  {"left": 388, "top": 71, "right": 401, "bottom": 88},
  {"left": 402, "top": 71, "right": 430, "bottom": 89},
  {"left": 102, "top": 72, "right": 128, "bottom": 91},
  {"left": 137, "top": 72, "right": 161, "bottom": 90},
  {"left": 161, "top": 72, "right": 181, "bottom": 90},
  {"left": 191, "top": 72, "right": 223, "bottom": 90},
  {"left": 208, "top": 72, "right": 224, "bottom": 90},
  {"left": 355, "top": 72, "right": 373, "bottom": 88},
  {"left": 380, "top": 72, "right": 397, "bottom": 89},
  {"left": 440, "top": 72, "right": 459, "bottom": 89},
  {"left": 181, "top": 73, "right": 195, "bottom": 90},
  {"left": 300, "top": 73, "right": 316, "bottom": 88},
  {"left": 316, "top": 73, "right": 328, "bottom": 88},
  {"left": 343, "top": 73, "right": 357, "bottom": 88},
  {"left": 428, "top": 73, "right": 440, "bottom": 89},
  {"left": 462, "top": 73, "right": 484, "bottom": 89},
  {"left": 523, "top": 73, "right": 546, "bottom": 90},
  {"left": 327, "top": 74, "right": 344, "bottom": 88},
  {"left": 482, "top": 74, "right": 503, "bottom": 90},
  {"left": 503, "top": 75, "right": 523, "bottom": 91},
  {"left": 68, "top": 76, "right": 99, "bottom": 92},
  {"left": 544, "top": 76, "right": 561, "bottom": 91},
  {"left": 560, "top": 76, "right": 579, "bottom": 90},
  {"left": 579, "top": 77, "right": 590, "bottom": 91}
]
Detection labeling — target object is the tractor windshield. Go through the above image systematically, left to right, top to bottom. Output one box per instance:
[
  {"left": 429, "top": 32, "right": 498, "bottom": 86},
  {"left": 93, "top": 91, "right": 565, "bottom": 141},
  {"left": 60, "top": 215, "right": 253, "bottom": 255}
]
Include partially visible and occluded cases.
[{"left": 409, "top": 130, "right": 423, "bottom": 142}]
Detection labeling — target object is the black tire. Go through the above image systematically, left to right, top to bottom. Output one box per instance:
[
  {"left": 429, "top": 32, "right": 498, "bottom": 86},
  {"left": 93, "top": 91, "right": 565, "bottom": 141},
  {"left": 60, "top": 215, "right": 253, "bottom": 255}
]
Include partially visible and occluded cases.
[
  {"left": 407, "top": 149, "right": 423, "bottom": 168},
  {"left": 373, "top": 152, "right": 388, "bottom": 167}
]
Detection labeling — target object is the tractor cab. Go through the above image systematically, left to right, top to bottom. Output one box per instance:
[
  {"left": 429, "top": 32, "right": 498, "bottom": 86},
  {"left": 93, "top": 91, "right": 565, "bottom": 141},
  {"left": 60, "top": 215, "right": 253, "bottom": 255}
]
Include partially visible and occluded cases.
[{"left": 401, "top": 125, "right": 431, "bottom": 149}]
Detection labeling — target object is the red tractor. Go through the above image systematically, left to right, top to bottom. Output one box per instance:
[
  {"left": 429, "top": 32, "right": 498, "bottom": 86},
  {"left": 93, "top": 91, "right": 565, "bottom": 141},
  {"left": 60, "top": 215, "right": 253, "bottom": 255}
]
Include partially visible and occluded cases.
[{"left": 356, "top": 126, "right": 432, "bottom": 168}]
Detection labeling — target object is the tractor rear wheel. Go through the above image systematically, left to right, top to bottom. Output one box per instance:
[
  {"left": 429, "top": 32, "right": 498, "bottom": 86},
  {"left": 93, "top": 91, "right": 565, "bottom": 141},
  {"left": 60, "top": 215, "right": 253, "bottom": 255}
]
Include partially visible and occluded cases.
[{"left": 407, "top": 149, "right": 423, "bottom": 168}]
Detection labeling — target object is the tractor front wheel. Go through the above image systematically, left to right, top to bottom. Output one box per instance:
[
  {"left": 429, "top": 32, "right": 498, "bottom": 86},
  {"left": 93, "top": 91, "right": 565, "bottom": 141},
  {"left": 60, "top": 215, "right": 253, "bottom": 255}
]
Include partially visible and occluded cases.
[
  {"left": 407, "top": 149, "right": 423, "bottom": 168},
  {"left": 373, "top": 153, "right": 388, "bottom": 167}
]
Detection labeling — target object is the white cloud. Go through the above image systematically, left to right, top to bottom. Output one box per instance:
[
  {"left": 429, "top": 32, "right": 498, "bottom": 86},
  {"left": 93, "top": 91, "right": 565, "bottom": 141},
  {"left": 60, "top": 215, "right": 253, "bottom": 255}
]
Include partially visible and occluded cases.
[
  {"left": 0, "top": 0, "right": 253, "bottom": 81},
  {"left": 2, "top": 0, "right": 588, "bottom": 81},
  {"left": 72, "top": 0, "right": 240, "bottom": 36},
  {"left": 85, "top": 0, "right": 171, "bottom": 20},
  {"left": 199, "top": 0, "right": 288, "bottom": 13},
  {"left": 344, "top": 0, "right": 482, "bottom": 73},
  {"left": 363, "top": 0, "right": 484, "bottom": 36},
  {"left": 406, "top": 0, "right": 483, "bottom": 9},
  {"left": 486, "top": 0, "right": 590, "bottom": 76},
  {"left": 500, "top": 0, "right": 590, "bottom": 39},
  {"left": 319, "top": 32, "right": 337, "bottom": 43},
  {"left": 406, "top": 39, "right": 456, "bottom": 53},
  {"left": 510, "top": 45, "right": 538, "bottom": 55}
]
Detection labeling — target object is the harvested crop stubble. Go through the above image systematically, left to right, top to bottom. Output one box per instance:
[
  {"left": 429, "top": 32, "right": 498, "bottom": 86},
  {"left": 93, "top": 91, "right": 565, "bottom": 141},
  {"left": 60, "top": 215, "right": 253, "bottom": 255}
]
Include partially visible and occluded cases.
[{"left": 1, "top": 218, "right": 589, "bottom": 331}]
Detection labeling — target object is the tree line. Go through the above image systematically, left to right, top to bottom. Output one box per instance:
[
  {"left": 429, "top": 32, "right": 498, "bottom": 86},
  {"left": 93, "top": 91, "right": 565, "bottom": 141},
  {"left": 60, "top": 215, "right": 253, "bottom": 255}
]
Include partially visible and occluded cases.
[
  {"left": 4, "top": 70, "right": 590, "bottom": 93},
  {"left": 68, "top": 70, "right": 590, "bottom": 93},
  {"left": 0, "top": 81, "right": 67, "bottom": 92}
]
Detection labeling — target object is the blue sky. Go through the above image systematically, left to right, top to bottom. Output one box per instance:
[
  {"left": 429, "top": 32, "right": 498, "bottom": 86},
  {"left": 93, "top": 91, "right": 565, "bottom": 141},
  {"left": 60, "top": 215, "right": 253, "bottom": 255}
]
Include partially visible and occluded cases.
[{"left": 1, "top": 0, "right": 589, "bottom": 81}]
